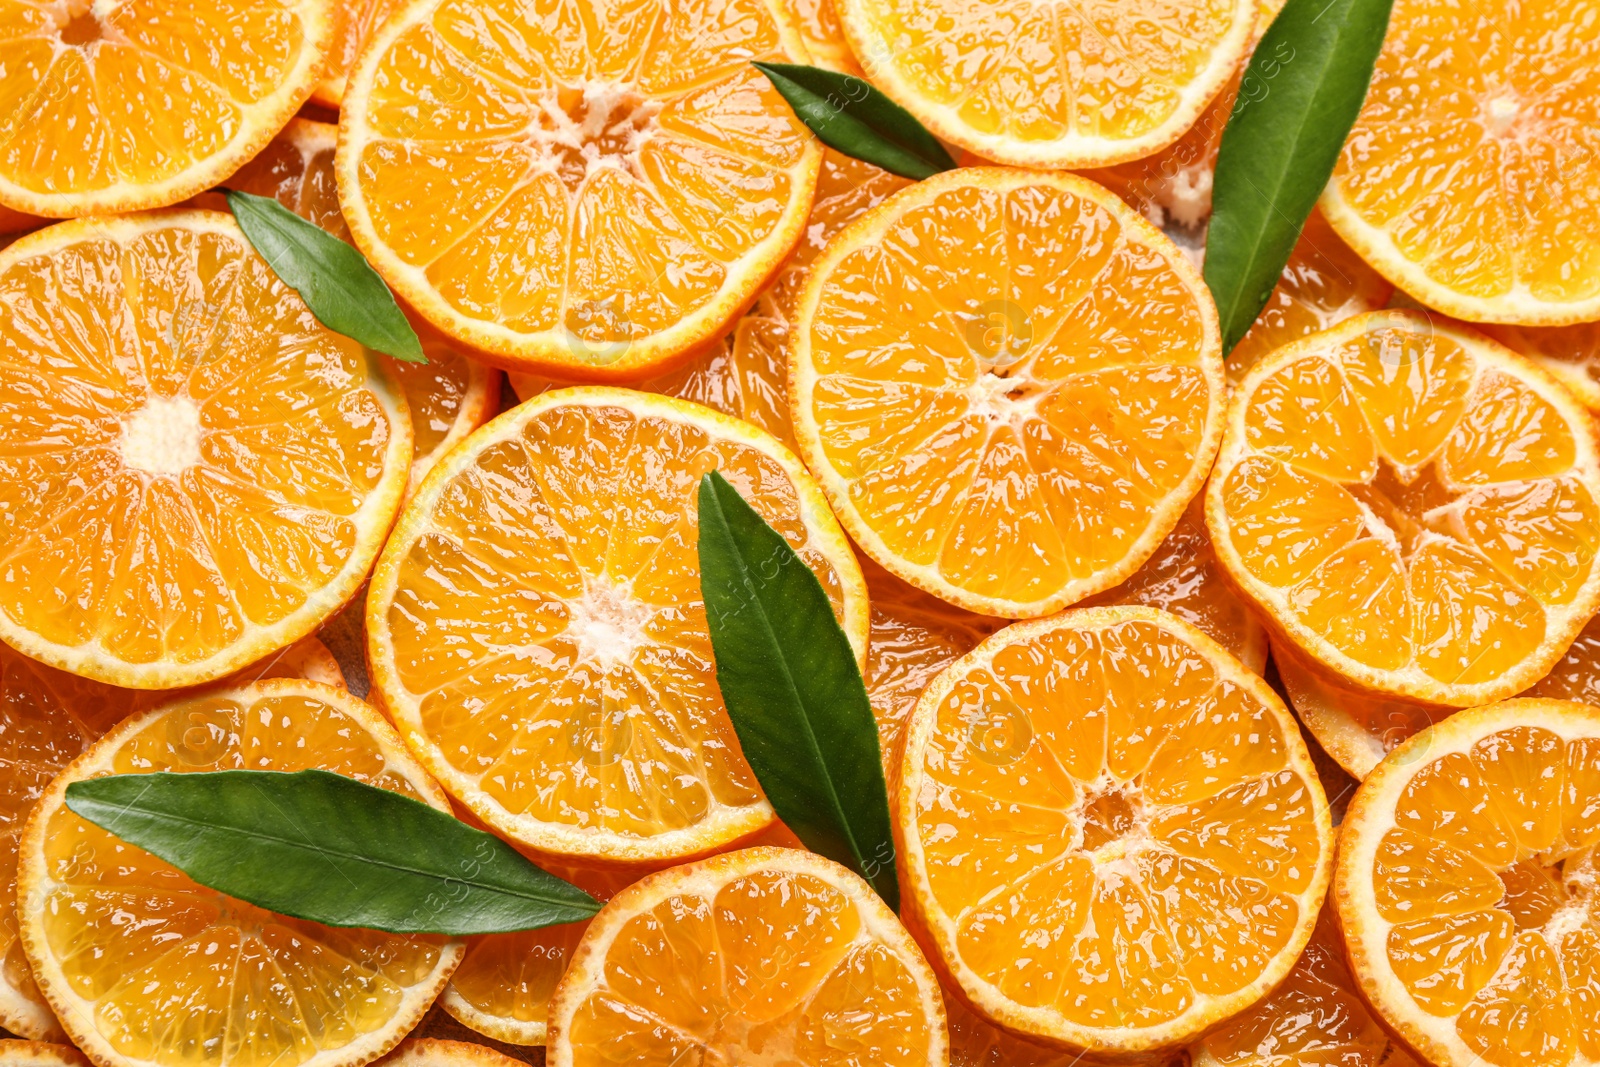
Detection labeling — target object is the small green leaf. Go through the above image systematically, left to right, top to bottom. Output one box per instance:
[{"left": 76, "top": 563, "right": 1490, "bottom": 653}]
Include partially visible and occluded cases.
[
  {"left": 1205, "top": 0, "right": 1394, "bottom": 353},
  {"left": 753, "top": 61, "right": 956, "bottom": 181},
  {"left": 227, "top": 189, "right": 426, "bottom": 363},
  {"left": 696, "top": 471, "right": 899, "bottom": 909},
  {"left": 65, "top": 769, "right": 600, "bottom": 935}
]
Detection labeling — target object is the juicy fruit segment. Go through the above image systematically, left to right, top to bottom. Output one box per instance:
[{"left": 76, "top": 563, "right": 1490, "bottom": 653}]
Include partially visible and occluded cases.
[
  {"left": 0, "top": 0, "right": 330, "bottom": 216},
  {"left": 314, "top": 0, "right": 409, "bottom": 107},
  {"left": 338, "top": 0, "right": 822, "bottom": 379},
  {"left": 781, "top": 0, "right": 859, "bottom": 72},
  {"left": 836, "top": 0, "right": 1255, "bottom": 168},
  {"left": 1321, "top": 0, "right": 1600, "bottom": 323},
  {"left": 792, "top": 168, "right": 1225, "bottom": 618},
  {"left": 0, "top": 214, "right": 411, "bottom": 688},
  {"left": 1207, "top": 311, "right": 1600, "bottom": 707},
  {"left": 1485, "top": 323, "right": 1600, "bottom": 414},
  {"left": 366, "top": 389, "right": 868, "bottom": 862},
  {"left": 898, "top": 607, "right": 1333, "bottom": 1053},
  {"left": 16, "top": 680, "right": 461, "bottom": 1067},
  {"left": 1337, "top": 700, "right": 1600, "bottom": 1067},
  {"left": 546, "top": 847, "right": 947, "bottom": 1067},
  {"left": 946, "top": 996, "right": 1077, "bottom": 1067}
]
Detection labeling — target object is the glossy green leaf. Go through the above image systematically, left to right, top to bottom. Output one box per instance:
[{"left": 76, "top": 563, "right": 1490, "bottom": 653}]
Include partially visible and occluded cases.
[
  {"left": 1205, "top": 0, "right": 1394, "bottom": 353},
  {"left": 753, "top": 61, "right": 956, "bottom": 181},
  {"left": 227, "top": 189, "right": 426, "bottom": 363},
  {"left": 696, "top": 471, "right": 898, "bottom": 908},
  {"left": 65, "top": 769, "right": 600, "bottom": 935}
]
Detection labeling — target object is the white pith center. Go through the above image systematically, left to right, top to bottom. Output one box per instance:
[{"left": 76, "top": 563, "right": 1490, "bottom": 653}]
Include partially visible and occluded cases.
[
  {"left": 533, "top": 81, "right": 663, "bottom": 187},
  {"left": 1485, "top": 95, "right": 1520, "bottom": 136},
  {"left": 120, "top": 396, "right": 203, "bottom": 475},
  {"left": 565, "top": 580, "right": 653, "bottom": 670}
]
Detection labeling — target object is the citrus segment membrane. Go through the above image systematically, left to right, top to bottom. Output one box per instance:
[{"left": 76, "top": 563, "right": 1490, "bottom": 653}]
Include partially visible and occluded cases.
[
  {"left": 314, "top": 0, "right": 409, "bottom": 108},
  {"left": 337, "top": 0, "right": 823, "bottom": 380},
  {"left": 792, "top": 168, "right": 1226, "bottom": 618},
  {"left": 0, "top": 213, "right": 412, "bottom": 688},
  {"left": 1207, "top": 311, "right": 1600, "bottom": 707},
  {"left": 1485, "top": 323, "right": 1600, "bottom": 415},
  {"left": 366, "top": 388, "right": 868, "bottom": 863},
  {"left": 898, "top": 607, "right": 1333, "bottom": 1054},
  {"left": 16, "top": 680, "right": 463, "bottom": 1067},
  {"left": 1337, "top": 699, "right": 1600, "bottom": 1067},
  {"left": 546, "top": 847, "right": 947, "bottom": 1067}
]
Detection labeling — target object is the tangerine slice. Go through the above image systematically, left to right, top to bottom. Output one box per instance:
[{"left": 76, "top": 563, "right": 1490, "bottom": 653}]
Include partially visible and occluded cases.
[
  {"left": 0, "top": 0, "right": 330, "bottom": 216},
  {"left": 313, "top": 0, "right": 409, "bottom": 108},
  {"left": 336, "top": 0, "right": 822, "bottom": 381},
  {"left": 780, "top": 0, "right": 859, "bottom": 72},
  {"left": 1321, "top": 0, "right": 1600, "bottom": 323},
  {"left": 791, "top": 168, "right": 1226, "bottom": 618},
  {"left": 0, "top": 213, "right": 412, "bottom": 688},
  {"left": 1208, "top": 310, "right": 1600, "bottom": 707},
  {"left": 1484, "top": 323, "right": 1600, "bottom": 415},
  {"left": 366, "top": 388, "right": 868, "bottom": 863},
  {"left": 898, "top": 606, "right": 1333, "bottom": 1055},
  {"left": 16, "top": 680, "right": 462, "bottom": 1067},
  {"left": 1337, "top": 698, "right": 1600, "bottom": 1067},
  {"left": 545, "top": 846, "right": 947, "bottom": 1067},
  {"left": 946, "top": 995, "right": 1080, "bottom": 1067},
  {"left": 375, "top": 1040, "right": 523, "bottom": 1067},
  {"left": 0, "top": 1042, "right": 88, "bottom": 1067}
]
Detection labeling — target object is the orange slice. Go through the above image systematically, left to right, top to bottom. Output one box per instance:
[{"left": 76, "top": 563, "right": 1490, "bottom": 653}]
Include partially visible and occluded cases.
[
  {"left": 0, "top": 0, "right": 331, "bottom": 217},
  {"left": 314, "top": 0, "right": 409, "bottom": 108},
  {"left": 336, "top": 0, "right": 823, "bottom": 381},
  {"left": 781, "top": 0, "right": 859, "bottom": 72},
  {"left": 835, "top": 0, "right": 1255, "bottom": 169},
  {"left": 1321, "top": 0, "right": 1600, "bottom": 324},
  {"left": 510, "top": 149, "right": 909, "bottom": 454},
  {"left": 791, "top": 168, "right": 1226, "bottom": 618},
  {"left": 0, "top": 213, "right": 412, "bottom": 688},
  {"left": 1208, "top": 310, "right": 1600, "bottom": 708},
  {"left": 1484, "top": 323, "right": 1600, "bottom": 414},
  {"left": 366, "top": 388, "right": 868, "bottom": 863},
  {"left": 898, "top": 606, "right": 1333, "bottom": 1055},
  {"left": 0, "top": 635, "right": 344, "bottom": 1039},
  {"left": 16, "top": 679, "right": 463, "bottom": 1067},
  {"left": 1336, "top": 698, "right": 1600, "bottom": 1067},
  {"left": 546, "top": 846, "right": 947, "bottom": 1066},
  {"left": 946, "top": 996, "right": 1079, "bottom": 1067},
  {"left": 376, "top": 1040, "right": 522, "bottom": 1067},
  {"left": 0, "top": 1042, "right": 88, "bottom": 1067}
]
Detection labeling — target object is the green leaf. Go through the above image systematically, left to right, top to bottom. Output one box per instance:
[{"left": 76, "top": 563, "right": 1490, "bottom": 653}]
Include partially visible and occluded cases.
[
  {"left": 1204, "top": 0, "right": 1394, "bottom": 353},
  {"left": 753, "top": 61, "right": 956, "bottom": 181},
  {"left": 226, "top": 189, "right": 426, "bottom": 363},
  {"left": 696, "top": 471, "right": 899, "bottom": 909},
  {"left": 65, "top": 769, "right": 600, "bottom": 935}
]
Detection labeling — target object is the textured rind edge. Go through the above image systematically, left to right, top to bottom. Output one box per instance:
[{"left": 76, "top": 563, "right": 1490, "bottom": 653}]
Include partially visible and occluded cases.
[
  {"left": 0, "top": 0, "right": 336, "bottom": 218},
  {"left": 333, "top": 0, "right": 823, "bottom": 382},
  {"left": 834, "top": 0, "right": 1257, "bottom": 170},
  {"left": 789, "top": 166, "right": 1227, "bottom": 620},
  {"left": 0, "top": 211, "right": 414, "bottom": 690},
  {"left": 1205, "top": 308, "right": 1600, "bottom": 708},
  {"left": 364, "top": 386, "right": 871, "bottom": 863},
  {"left": 896, "top": 605, "right": 1336, "bottom": 1057},
  {"left": 13, "top": 679, "right": 466, "bottom": 1067},
  {"left": 1333, "top": 697, "right": 1600, "bottom": 1067},
  {"left": 542, "top": 845, "right": 950, "bottom": 1067},
  {"left": 438, "top": 987, "right": 549, "bottom": 1048},
  {"left": 375, "top": 1038, "right": 529, "bottom": 1067},
  {"left": 0, "top": 1040, "right": 91, "bottom": 1067}
]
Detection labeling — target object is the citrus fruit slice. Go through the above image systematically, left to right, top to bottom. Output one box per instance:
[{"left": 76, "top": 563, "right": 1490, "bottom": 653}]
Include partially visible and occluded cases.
[
  {"left": 0, "top": 0, "right": 331, "bottom": 217},
  {"left": 314, "top": 0, "right": 409, "bottom": 108},
  {"left": 337, "top": 0, "right": 823, "bottom": 381},
  {"left": 782, "top": 0, "right": 858, "bottom": 72},
  {"left": 836, "top": 0, "right": 1255, "bottom": 169},
  {"left": 1321, "top": 0, "right": 1600, "bottom": 324},
  {"left": 210, "top": 118, "right": 503, "bottom": 499},
  {"left": 791, "top": 168, "right": 1226, "bottom": 618},
  {"left": 0, "top": 213, "right": 412, "bottom": 689},
  {"left": 1208, "top": 310, "right": 1600, "bottom": 708},
  {"left": 1484, "top": 323, "right": 1600, "bottom": 414},
  {"left": 366, "top": 388, "right": 868, "bottom": 863},
  {"left": 898, "top": 606, "right": 1333, "bottom": 1055},
  {"left": 0, "top": 637, "right": 342, "bottom": 1040},
  {"left": 16, "top": 679, "right": 463, "bottom": 1067},
  {"left": 1336, "top": 698, "right": 1600, "bottom": 1067},
  {"left": 546, "top": 846, "right": 947, "bottom": 1067},
  {"left": 1189, "top": 905, "right": 1418, "bottom": 1067},
  {"left": 946, "top": 995, "right": 1077, "bottom": 1067},
  {"left": 376, "top": 1040, "right": 522, "bottom": 1067},
  {"left": 0, "top": 1042, "right": 87, "bottom": 1067}
]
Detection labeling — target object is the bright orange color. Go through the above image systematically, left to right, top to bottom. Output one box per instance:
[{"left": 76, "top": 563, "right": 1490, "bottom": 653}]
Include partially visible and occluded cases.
[
  {"left": 0, "top": 0, "right": 331, "bottom": 216},
  {"left": 313, "top": 0, "right": 409, "bottom": 107},
  {"left": 337, "top": 0, "right": 822, "bottom": 381},
  {"left": 836, "top": 0, "right": 1255, "bottom": 168},
  {"left": 1322, "top": 0, "right": 1600, "bottom": 323},
  {"left": 792, "top": 168, "right": 1226, "bottom": 618},
  {"left": 0, "top": 214, "right": 412, "bottom": 688},
  {"left": 1208, "top": 311, "right": 1600, "bottom": 708},
  {"left": 1485, "top": 323, "right": 1600, "bottom": 414},
  {"left": 366, "top": 388, "right": 868, "bottom": 863},
  {"left": 898, "top": 607, "right": 1333, "bottom": 1054},
  {"left": 16, "top": 680, "right": 463, "bottom": 1067},
  {"left": 1337, "top": 699, "right": 1600, "bottom": 1067},
  {"left": 546, "top": 847, "right": 947, "bottom": 1067},
  {"left": 946, "top": 996, "right": 1079, "bottom": 1067},
  {"left": 376, "top": 1039, "right": 525, "bottom": 1067}
]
